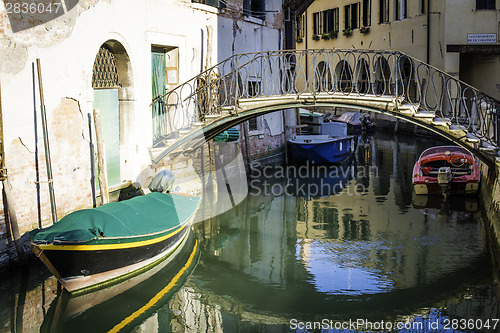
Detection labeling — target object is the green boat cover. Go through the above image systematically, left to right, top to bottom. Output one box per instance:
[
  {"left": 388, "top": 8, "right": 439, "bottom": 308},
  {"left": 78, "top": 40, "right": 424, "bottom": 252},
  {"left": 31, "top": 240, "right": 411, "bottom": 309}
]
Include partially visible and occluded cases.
[{"left": 30, "top": 193, "right": 200, "bottom": 244}]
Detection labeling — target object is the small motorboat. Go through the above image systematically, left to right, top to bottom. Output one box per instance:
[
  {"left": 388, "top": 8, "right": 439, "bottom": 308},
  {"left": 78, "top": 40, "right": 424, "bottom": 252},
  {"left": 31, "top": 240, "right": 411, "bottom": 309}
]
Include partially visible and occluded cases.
[
  {"left": 332, "top": 112, "right": 376, "bottom": 133},
  {"left": 289, "top": 114, "right": 355, "bottom": 164},
  {"left": 288, "top": 135, "right": 354, "bottom": 164},
  {"left": 412, "top": 146, "right": 480, "bottom": 196},
  {"left": 30, "top": 171, "right": 200, "bottom": 294}
]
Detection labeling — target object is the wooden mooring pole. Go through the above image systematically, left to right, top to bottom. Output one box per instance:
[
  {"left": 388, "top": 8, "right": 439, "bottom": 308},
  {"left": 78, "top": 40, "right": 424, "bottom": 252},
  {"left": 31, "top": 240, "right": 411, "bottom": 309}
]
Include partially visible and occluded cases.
[
  {"left": 36, "top": 59, "right": 58, "bottom": 224},
  {"left": 93, "top": 109, "right": 109, "bottom": 205}
]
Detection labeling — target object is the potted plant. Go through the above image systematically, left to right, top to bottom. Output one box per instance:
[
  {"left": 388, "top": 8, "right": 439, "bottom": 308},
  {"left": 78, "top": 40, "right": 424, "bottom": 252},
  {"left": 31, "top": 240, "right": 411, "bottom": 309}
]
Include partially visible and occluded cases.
[
  {"left": 360, "top": 26, "right": 370, "bottom": 34},
  {"left": 342, "top": 28, "right": 352, "bottom": 36},
  {"left": 329, "top": 30, "right": 338, "bottom": 39},
  {"left": 321, "top": 33, "right": 330, "bottom": 40},
  {"left": 312, "top": 34, "right": 321, "bottom": 41},
  {"left": 296, "top": 36, "right": 303, "bottom": 43}
]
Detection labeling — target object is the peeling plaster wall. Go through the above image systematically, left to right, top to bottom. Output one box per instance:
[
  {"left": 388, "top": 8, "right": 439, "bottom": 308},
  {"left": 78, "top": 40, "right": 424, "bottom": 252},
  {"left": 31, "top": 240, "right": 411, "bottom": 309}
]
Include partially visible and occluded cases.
[
  {"left": 0, "top": 0, "right": 222, "bottom": 241},
  {"left": 217, "top": 0, "right": 286, "bottom": 158}
]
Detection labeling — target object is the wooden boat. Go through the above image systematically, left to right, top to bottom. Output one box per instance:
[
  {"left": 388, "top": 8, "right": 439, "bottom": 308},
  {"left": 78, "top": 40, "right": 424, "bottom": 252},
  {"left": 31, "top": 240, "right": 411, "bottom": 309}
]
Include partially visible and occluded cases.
[
  {"left": 332, "top": 112, "right": 376, "bottom": 133},
  {"left": 289, "top": 113, "right": 355, "bottom": 164},
  {"left": 288, "top": 135, "right": 354, "bottom": 164},
  {"left": 412, "top": 146, "right": 480, "bottom": 196},
  {"left": 29, "top": 192, "right": 200, "bottom": 294},
  {"left": 40, "top": 231, "right": 199, "bottom": 333}
]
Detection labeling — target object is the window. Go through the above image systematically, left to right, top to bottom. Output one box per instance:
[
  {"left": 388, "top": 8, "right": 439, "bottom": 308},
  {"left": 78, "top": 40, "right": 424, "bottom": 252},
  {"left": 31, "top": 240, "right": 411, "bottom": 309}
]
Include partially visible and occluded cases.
[
  {"left": 192, "top": 0, "right": 226, "bottom": 9},
  {"left": 244, "top": 0, "right": 265, "bottom": 20},
  {"left": 362, "top": 0, "right": 371, "bottom": 26},
  {"left": 379, "top": 0, "right": 389, "bottom": 23},
  {"left": 394, "top": 0, "right": 407, "bottom": 20},
  {"left": 419, "top": 0, "right": 425, "bottom": 14},
  {"left": 476, "top": 0, "right": 495, "bottom": 9},
  {"left": 345, "top": 3, "right": 359, "bottom": 30},
  {"left": 324, "top": 8, "right": 339, "bottom": 33},
  {"left": 315, "top": 9, "right": 339, "bottom": 35},
  {"left": 313, "top": 12, "right": 321, "bottom": 35},
  {"left": 296, "top": 14, "right": 305, "bottom": 39},
  {"left": 247, "top": 80, "right": 261, "bottom": 131},
  {"left": 248, "top": 80, "right": 260, "bottom": 97},
  {"left": 248, "top": 117, "right": 259, "bottom": 131}
]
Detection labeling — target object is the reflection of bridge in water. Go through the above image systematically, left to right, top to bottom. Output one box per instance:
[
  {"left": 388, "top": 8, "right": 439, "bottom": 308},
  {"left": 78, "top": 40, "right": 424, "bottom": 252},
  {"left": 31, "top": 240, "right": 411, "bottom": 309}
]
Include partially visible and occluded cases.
[{"left": 150, "top": 49, "right": 500, "bottom": 165}]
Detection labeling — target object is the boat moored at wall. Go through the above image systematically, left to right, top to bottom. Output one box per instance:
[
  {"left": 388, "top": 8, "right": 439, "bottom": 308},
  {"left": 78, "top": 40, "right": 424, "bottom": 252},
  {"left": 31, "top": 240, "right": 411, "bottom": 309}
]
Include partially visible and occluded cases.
[
  {"left": 289, "top": 112, "right": 355, "bottom": 164},
  {"left": 412, "top": 146, "right": 480, "bottom": 196},
  {"left": 29, "top": 192, "right": 200, "bottom": 294}
]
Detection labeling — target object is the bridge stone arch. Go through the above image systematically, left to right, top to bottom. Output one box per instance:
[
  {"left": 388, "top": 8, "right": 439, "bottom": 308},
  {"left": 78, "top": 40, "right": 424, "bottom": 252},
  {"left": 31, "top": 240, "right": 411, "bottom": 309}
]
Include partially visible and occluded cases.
[{"left": 149, "top": 49, "right": 500, "bottom": 166}]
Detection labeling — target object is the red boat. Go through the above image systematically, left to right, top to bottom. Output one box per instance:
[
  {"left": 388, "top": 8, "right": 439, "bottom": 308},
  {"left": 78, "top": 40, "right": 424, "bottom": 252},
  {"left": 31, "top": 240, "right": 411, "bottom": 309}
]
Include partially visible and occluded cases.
[{"left": 412, "top": 146, "right": 480, "bottom": 196}]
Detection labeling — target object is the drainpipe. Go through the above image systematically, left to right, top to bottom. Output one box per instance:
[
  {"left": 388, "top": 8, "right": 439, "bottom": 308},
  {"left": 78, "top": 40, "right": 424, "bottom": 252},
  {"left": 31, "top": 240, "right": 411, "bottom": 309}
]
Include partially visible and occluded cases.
[
  {"left": 426, "top": 0, "right": 431, "bottom": 64},
  {"left": 200, "top": 29, "right": 204, "bottom": 73}
]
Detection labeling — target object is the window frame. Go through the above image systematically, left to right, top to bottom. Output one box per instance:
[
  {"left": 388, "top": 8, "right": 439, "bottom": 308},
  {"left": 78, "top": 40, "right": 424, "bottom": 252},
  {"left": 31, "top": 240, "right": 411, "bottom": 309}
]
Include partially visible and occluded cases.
[
  {"left": 362, "top": 0, "right": 371, "bottom": 27},
  {"left": 379, "top": 0, "right": 389, "bottom": 24},
  {"left": 476, "top": 0, "right": 495, "bottom": 10},
  {"left": 345, "top": 3, "right": 360, "bottom": 30}
]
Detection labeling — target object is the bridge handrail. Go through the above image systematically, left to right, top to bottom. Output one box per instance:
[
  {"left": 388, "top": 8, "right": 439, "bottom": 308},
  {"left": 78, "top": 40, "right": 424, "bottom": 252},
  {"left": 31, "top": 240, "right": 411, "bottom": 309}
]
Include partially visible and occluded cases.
[{"left": 152, "top": 49, "right": 500, "bottom": 149}]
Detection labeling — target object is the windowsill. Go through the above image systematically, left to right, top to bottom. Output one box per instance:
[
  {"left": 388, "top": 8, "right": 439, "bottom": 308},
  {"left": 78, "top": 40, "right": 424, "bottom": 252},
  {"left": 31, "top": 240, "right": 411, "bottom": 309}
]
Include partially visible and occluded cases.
[
  {"left": 190, "top": 2, "right": 220, "bottom": 14},
  {"left": 243, "top": 15, "right": 265, "bottom": 25},
  {"left": 248, "top": 129, "right": 265, "bottom": 136}
]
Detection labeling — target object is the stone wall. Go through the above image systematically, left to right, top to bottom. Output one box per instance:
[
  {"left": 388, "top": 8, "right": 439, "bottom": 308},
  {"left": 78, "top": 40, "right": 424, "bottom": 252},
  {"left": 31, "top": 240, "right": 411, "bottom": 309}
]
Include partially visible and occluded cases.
[{"left": 479, "top": 160, "right": 500, "bottom": 268}]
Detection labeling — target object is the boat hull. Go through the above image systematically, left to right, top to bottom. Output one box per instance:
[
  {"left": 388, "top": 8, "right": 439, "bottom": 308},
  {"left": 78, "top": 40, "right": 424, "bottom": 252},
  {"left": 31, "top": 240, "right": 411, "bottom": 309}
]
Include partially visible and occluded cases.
[
  {"left": 288, "top": 136, "right": 354, "bottom": 164},
  {"left": 412, "top": 146, "right": 480, "bottom": 196},
  {"left": 413, "top": 181, "right": 479, "bottom": 195},
  {"left": 31, "top": 223, "right": 190, "bottom": 293},
  {"left": 40, "top": 231, "right": 199, "bottom": 333}
]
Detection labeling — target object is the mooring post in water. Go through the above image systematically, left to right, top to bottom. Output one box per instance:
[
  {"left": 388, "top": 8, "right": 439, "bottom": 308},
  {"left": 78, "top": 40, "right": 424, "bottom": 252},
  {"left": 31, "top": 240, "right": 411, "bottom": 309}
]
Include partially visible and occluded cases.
[
  {"left": 36, "top": 59, "right": 58, "bottom": 224},
  {"left": 32, "top": 62, "right": 42, "bottom": 229},
  {"left": 0, "top": 77, "right": 24, "bottom": 260},
  {"left": 93, "top": 109, "right": 110, "bottom": 205},
  {"left": 88, "top": 113, "right": 96, "bottom": 208}
]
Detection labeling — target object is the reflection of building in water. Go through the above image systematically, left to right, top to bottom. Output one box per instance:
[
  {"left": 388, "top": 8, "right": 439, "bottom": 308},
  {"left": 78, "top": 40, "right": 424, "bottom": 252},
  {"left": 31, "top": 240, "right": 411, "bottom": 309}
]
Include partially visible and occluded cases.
[
  {"left": 295, "top": 134, "right": 485, "bottom": 292},
  {"left": 199, "top": 194, "right": 297, "bottom": 287},
  {"left": 167, "top": 287, "right": 224, "bottom": 333}
]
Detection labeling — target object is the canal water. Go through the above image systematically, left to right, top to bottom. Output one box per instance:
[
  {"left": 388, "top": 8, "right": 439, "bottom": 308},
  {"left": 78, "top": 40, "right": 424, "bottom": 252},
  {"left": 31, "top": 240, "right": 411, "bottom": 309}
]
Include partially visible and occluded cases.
[{"left": 1, "top": 132, "right": 499, "bottom": 332}]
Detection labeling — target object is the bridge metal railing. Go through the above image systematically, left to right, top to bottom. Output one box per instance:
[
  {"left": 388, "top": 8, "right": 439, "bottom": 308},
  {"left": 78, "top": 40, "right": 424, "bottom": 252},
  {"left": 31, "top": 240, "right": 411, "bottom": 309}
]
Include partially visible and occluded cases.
[{"left": 152, "top": 49, "right": 500, "bottom": 148}]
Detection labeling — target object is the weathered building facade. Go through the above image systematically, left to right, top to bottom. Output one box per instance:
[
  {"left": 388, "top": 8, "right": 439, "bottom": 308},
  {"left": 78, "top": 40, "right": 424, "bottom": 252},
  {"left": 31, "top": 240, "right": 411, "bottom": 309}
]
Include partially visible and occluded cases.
[{"left": 0, "top": 0, "right": 288, "bottom": 261}]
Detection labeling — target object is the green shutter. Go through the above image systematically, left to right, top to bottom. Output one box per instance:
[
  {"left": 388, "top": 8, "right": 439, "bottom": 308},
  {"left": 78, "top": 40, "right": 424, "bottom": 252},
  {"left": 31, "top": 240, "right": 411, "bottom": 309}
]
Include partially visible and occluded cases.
[{"left": 152, "top": 51, "right": 167, "bottom": 142}]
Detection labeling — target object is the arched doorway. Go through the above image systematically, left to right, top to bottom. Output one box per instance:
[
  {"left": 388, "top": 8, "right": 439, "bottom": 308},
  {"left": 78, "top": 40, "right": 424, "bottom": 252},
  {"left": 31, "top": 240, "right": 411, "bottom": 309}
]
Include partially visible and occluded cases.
[
  {"left": 92, "top": 40, "right": 134, "bottom": 187},
  {"left": 373, "top": 56, "right": 391, "bottom": 95},
  {"left": 355, "top": 58, "right": 370, "bottom": 94},
  {"left": 335, "top": 60, "right": 353, "bottom": 93},
  {"left": 315, "top": 61, "right": 332, "bottom": 92}
]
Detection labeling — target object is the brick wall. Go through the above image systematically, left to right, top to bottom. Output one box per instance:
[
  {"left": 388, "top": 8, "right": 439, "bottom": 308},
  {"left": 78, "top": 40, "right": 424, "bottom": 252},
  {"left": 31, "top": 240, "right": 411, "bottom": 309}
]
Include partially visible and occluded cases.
[{"left": 1, "top": 98, "right": 92, "bottom": 239}]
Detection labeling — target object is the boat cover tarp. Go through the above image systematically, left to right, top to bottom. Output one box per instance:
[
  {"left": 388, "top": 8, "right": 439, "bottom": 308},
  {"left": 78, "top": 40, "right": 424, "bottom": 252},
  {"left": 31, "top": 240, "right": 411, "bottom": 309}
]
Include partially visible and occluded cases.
[
  {"left": 337, "top": 112, "right": 364, "bottom": 124},
  {"left": 30, "top": 193, "right": 200, "bottom": 244}
]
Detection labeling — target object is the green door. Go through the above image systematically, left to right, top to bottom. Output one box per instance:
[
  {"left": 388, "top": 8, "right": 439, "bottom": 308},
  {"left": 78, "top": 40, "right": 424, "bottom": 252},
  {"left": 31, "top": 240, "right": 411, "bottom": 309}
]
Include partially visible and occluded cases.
[{"left": 93, "top": 89, "right": 120, "bottom": 187}]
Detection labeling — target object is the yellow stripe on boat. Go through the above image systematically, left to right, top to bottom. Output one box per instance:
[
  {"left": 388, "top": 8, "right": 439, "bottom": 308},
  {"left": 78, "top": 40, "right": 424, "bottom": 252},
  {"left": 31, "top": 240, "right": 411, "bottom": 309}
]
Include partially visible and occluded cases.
[{"left": 38, "top": 222, "right": 189, "bottom": 251}]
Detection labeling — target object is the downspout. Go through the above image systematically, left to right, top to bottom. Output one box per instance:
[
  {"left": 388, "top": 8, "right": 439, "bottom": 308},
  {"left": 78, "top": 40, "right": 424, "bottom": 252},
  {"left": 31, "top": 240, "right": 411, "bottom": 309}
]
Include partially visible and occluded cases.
[
  {"left": 426, "top": 0, "right": 431, "bottom": 64},
  {"left": 304, "top": 11, "right": 308, "bottom": 79},
  {"left": 200, "top": 29, "right": 204, "bottom": 73}
]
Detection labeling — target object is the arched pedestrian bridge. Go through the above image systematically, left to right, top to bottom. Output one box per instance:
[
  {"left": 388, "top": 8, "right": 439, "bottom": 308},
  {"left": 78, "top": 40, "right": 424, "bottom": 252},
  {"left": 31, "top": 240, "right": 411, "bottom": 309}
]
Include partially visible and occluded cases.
[{"left": 150, "top": 49, "right": 500, "bottom": 165}]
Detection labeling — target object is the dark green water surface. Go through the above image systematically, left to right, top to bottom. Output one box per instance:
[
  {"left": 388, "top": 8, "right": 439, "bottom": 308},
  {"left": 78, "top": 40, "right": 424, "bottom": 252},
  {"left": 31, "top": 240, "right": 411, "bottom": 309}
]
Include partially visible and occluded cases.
[{"left": 1, "top": 132, "right": 499, "bottom": 332}]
